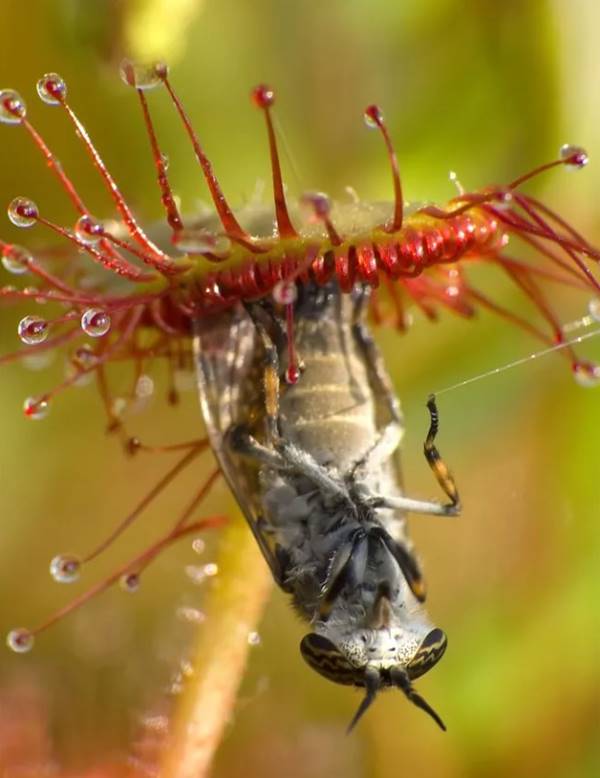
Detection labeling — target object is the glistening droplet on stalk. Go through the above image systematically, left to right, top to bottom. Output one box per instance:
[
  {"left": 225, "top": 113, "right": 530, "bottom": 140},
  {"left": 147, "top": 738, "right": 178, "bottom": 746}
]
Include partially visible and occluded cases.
[
  {"left": 119, "top": 59, "right": 167, "bottom": 91},
  {"left": 36, "top": 73, "right": 67, "bottom": 106},
  {"left": 0, "top": 89, "right": 26, "bottom": 124},
  {"left": 560, "top": 143, "right": 589, "bottom": 169},
  {"left": 7, "top": 197, "right": 38, "bottom": 228},
  {"left": 74, "top": 214, "right": 104, "bottom": 245},
  {"left": 2, "top": 245, "right": 32, "bottom": 275},
  {"left": 272, "top": 281, "right": 297, "bottom": 305},
  {"left": 588, "top": 298, "right": 600, "bottom": 323},
  {"left": 81, "top": 308, "right": 111, "bottom": 337},
  {"left": 18, "top": 315, "right": 48, "bottom": 345},
  {"left": 71, "top": 344, "right": 99, "bottom": 370},
  {"left": 573, "top": 361, "right": 600, "bottom": 388},
  {"left": 22, "top": 396, "right": 49, "bottom": 420},
  {"left": 49, "top": 554, "right": 81, "bottom": 584},
  {"left": 120, "top": 572, "right": 141, "bottom": 592},
  {"left": 6, "top": 628, "right": 34, "bottom": 654}
]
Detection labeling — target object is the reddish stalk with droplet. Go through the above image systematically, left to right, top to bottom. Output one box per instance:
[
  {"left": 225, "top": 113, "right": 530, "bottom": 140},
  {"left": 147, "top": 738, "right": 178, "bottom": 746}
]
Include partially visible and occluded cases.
[{"left": 251, "top": 85, "right": 298, "bottom": 240}]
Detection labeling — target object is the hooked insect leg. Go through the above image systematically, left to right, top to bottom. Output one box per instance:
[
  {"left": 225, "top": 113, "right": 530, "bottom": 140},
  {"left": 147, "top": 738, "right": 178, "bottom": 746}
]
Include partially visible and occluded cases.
[
  {"left": 422, "top": 394, "right": 460, "bottom": 515},
  {"left": 370, "top": 396, "right": 460, "bottom": 518}
]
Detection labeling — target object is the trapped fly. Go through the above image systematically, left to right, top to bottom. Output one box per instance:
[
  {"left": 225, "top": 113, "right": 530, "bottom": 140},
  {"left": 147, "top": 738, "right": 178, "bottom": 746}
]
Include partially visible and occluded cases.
[{"left": 195, "top": 278, "right": 459, "bottom": 730}]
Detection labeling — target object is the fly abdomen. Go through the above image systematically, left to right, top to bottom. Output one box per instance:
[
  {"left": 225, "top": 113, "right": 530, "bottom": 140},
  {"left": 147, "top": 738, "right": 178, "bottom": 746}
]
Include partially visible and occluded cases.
[{"left": 277, "top": 283, "right": 384, "bottom": 474}]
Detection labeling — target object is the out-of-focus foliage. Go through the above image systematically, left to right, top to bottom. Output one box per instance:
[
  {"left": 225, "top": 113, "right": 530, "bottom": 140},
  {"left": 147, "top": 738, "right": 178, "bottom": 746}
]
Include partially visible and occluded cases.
[{"left": 0, "top": 1, "right": 598, "bottom": 776}]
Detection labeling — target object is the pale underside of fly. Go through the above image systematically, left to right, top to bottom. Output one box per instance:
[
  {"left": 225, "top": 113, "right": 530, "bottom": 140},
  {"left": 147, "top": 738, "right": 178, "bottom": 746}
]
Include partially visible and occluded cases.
[{"left": 194, "top": 279, "right": 460, "bottom": 731}]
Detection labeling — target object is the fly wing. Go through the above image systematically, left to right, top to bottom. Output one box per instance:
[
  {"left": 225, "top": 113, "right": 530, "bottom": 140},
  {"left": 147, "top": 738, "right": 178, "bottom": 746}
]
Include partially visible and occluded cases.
[{"left": 193, "top": 305, "right": 283, "bottom": 583}]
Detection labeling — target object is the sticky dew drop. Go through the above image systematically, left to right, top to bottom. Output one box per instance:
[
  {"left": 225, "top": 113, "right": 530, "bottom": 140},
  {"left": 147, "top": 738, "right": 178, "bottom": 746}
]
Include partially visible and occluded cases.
[
  {"left": 119, "top": 59, "right": 168, "bottom": 91},
  {"left": 36, "top": 73, "right": 67, "bottom": 106},
  {"left": 0, "top": 89, "right": 26, "bottom": 124},
  {"left": 560, "top": 143, "right": 589, "bottom": 169},
  {"left": 7, "top": 197, "right": 38, "bottom": 228},
  {"left": 74, "top": 214, "right": 104, "bottom": 245},
  {"left": 2, "top": 245, "right": 32, "bottom": 275},
  {"left": 81, "top": 308, "right": 111, "bottom": 337},
  {"left": 18, "top": 315, "right": 48, "bottom": 345},
  {"left": 573, "top": 361, "right": 600, "bottom": 388},
  {"left": 23, "top": 396, "right": 49, "bottom": 420},
  {"left": 49, "top": 554, "right": 81, "bottom": 584},
  {"left": 119, "top": 572, "right": 141, "bottom": 593},
  {"left": 6, "top": 628, "right": 34, "bottom": 654}
]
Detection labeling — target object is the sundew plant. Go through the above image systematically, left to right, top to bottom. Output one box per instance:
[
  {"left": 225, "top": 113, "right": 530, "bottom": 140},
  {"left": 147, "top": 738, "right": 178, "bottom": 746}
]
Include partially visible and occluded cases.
[{"left": 0, "top": 3, "right": 599, "bottom": 778}]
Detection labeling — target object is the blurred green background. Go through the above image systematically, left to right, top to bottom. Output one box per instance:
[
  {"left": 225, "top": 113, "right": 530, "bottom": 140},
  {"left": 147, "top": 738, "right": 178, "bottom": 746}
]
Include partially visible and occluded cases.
[{"left": 0, "top": 0, "right": 599, "bottom": 775}]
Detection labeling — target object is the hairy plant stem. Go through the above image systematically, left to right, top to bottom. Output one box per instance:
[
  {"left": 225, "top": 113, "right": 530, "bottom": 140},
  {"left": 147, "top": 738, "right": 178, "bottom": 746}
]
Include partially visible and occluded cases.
[{"left": 161, "top": 515, "right": 272, "bottom": 778}]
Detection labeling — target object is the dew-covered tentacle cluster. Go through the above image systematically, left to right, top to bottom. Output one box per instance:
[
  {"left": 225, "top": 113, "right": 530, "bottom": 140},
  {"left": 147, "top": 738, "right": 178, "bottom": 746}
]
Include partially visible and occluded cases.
[
  {"left": 2, "top": 60, "right": 600, "bottom": 652},
  {"left": 2, "top": 60, "right": 600, "bottom": 422}
]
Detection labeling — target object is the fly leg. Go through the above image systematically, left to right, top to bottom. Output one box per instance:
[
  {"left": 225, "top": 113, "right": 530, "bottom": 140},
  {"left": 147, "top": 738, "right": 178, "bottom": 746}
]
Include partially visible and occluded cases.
[
  {"left": 351, "top": 297, "right": 460, "bottom": 517},
  {"left": 423, "top": 394, "right": 461, "bottom": 513},
  {"left": 370, "top": 396, "right": 461, "bottom": 517}
]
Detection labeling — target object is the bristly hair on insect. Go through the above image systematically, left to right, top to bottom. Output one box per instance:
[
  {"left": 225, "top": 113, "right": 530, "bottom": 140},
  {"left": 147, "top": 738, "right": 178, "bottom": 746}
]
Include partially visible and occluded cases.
[{"left": 1, "top": 60, "right": 600, "bottom": 727}]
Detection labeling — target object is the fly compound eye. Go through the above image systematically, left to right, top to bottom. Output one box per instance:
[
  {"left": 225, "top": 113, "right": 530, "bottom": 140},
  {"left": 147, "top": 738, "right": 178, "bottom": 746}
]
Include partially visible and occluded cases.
[
  {"left": 406, "top": 628, "right": 448, "bottom": 680},
  {"left": 300, "top": 633, "right": 365, "bottom": 687}
]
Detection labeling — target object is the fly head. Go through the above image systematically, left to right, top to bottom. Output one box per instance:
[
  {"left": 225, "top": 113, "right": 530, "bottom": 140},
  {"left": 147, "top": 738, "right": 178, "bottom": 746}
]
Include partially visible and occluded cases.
[{"left": 300, "top": 609, "right": 447, "bottom": 732}]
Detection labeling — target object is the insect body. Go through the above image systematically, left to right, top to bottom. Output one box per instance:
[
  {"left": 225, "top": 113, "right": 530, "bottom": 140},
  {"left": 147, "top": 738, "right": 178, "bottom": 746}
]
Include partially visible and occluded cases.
[{"left": 195, "top": 280, "right": 459, "bottom": 730}]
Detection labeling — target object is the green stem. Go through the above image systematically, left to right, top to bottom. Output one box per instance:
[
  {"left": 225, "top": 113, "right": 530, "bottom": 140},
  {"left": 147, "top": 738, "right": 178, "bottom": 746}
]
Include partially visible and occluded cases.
[{"left": 161, "top": 515, "right": 272, "bottom": 778}]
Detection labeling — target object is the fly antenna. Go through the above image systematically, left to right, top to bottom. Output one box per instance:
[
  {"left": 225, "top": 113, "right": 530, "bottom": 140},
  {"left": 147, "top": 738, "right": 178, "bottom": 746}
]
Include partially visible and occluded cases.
[
  {"left": 251, "top": 85, "right": 299, "bottom": 240},
  {"left": 364, "top": 104, "right": 403, "bottom": 233},
  {"left": 391, "top": 668, "right": 446, "bottom": 731},
  {"left": 347, "top": 669, "right": 381, "bottom": 734}
]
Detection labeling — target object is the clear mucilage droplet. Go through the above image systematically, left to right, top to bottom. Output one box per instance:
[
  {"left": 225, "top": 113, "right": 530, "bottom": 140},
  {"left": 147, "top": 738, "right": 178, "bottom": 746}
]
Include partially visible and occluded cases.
[
  {"left": 119, "top": 59, "right": 168, "bottom": 90},
  {"left": 36, "top": 73, "right": 67, "bottom": 106},
  {"left": 0, "top": 89, "right": 26, "bottom": 124},
  {"left": 363, "top": 104, "right": 383, "bottom": 129},
  {"left": 560, "top": 144, "right": 589, "bottom": 169},
  {"left": 8, "top": 197, "right": 38, "bottom": 228},
  {"left": 74, "top": 214, "right": 104, "bottom": 245},
  {"left": 2, "top": 245, "right": 32, "bottom": 275},
  {"left": 272, "top": 281, "right": 298, "bottom": 305},
  {"left": 588, "top": 298, "right": 600, "bottom": 323},
  {"left": 81, "top": 308, "right": 111, "bottom": 337},
  {"left": 18, "top": 315, "right": 48, "bottom": 345},
  {"left": 71, "top": 344, "right": 98, "bottom": 371},
  {"left": 573, "top": 361, "right": 600, "bottom": 388},
  {"left": 135, "top": 374, "right": 154, "bottom": 399},
  {"left": 23, "top": 396, "right": 49, "bottom": 420},
  {"left": 49, "top": 554, "right": 81, "bottom": 584},
  {"left": 119, "top": 572, "right": 140, "bottom": 592},
  {"left": 6, "top": 628, "right": 34, "bottom": 653},
  {"left": 247, "top": 631, "right": 261, "bottom": 646}
]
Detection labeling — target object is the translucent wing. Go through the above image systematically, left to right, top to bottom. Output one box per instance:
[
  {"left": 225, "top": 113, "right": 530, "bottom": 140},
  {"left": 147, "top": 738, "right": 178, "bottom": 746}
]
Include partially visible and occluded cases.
[{"left": 193, "top": 305, "right": 284, "bottom": 582}]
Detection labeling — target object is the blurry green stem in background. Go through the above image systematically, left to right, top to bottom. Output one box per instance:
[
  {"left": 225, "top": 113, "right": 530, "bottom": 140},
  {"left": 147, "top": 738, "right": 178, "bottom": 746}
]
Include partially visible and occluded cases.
[{"left": 162, "top": 514, "right": 273, "bottom": 778}]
